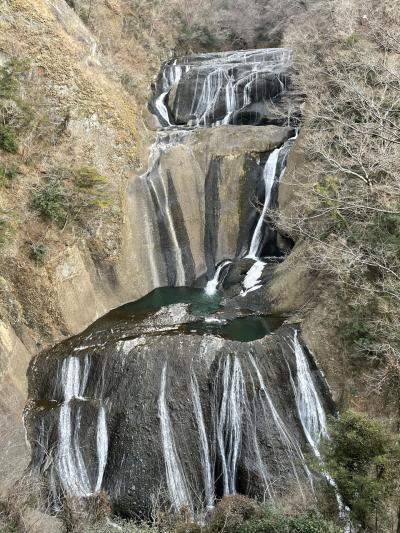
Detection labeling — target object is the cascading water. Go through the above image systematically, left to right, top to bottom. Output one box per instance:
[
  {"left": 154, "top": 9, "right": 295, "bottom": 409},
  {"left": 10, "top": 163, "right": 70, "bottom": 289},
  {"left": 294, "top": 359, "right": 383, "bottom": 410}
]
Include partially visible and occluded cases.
[
  {"left": 26, "top": 46, "right": 342, "bottom": 524},
  {"left": 147, "top": 48, "right": 296, "bottom": 291},
  {"left": 154, "top": 49, "right": 292, "bottom": 127},
  {"left": 154, "top": 61, "right": 188, "bottom": 126},
  {"left": 142, "top": 129, "right": 191, "bottom": 287},
  {"left": 246, "top": 129, "right": 298, "bottom": 262},
  {"left": 238, "top": 130, "right": 298, "bottom": 296},
  {"left": 247, "top": 147, "right": 281, "bottom": 260},
  {"left": 204, "top": 260, "right": 232, "bottom": 296},
  {"left": 240, "top": 261, "right": 266, "bottom": 296},
  {"left": 28, "top": 323, "right": 333, "bottom": 517},
  {"left": 290, "top": 330, "right": 328, "bottom": 455},
  {"left": 289, "top": 331, "right": 351, "bottom": 528},
  {"left": 249, "top": 354, "right": 313, "bottom": 498},
  {"left": 49, "top": 355, "right": 109, "bottom": 499},
  {"left": 57, "top": 356, "right": 92, "bottom": 497},
  {"left": 215, "top": 356, "right": 245, "bottom": 496},
  {"left": 158, "top": 364, "right": 192, "bottom": 512},
  {"left": 190, "top": 373, "right": 215, "bottom": 509},
  {"left": 95, "top": 406, "right": 108, "bottom": 493}
]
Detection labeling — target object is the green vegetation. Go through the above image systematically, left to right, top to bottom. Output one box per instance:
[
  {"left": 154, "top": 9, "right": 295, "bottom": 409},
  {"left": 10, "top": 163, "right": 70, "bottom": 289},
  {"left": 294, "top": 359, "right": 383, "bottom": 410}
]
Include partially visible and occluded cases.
[
  {"left": 0, "top": 59, "right": 33, "bottom": 154},
  {"left": 0, "top": 59, "right": 28, "bottom": 99},
  {"left": 0, "top": 125, "right": 18, "bottom": 153},
  {"left": 0, "top": 162, "right": 19, "bottom": 186},
  {"left": 31, "top": 166, "right": 111, "bottom": 227},
  {"left": 74, "top": 166, "right": 111, "bottom": 210},
  {"left": 74, "top": 166, "right": 106, "bottom": 188},
  {"left": 31, "top": 180, "right": 69, "bottom": 225},
  {"left": 0, "top": 209, "right": 16, "bottom": 246},
  {"left": 29, "top": 241, "right": 49, "bottom": 265},
  {"left": 322, "top": 411, "right": 400, "bottom": 531},
  {"left": 0, "top": 487, "right": 341, "bottom": 533},
  {"left": 50, "top": 494, "right": 340, "bottom": 533},
  {"left": 200, "top": 496, "right": 339, "bottom": 533},
  {"left": 236, "top": 509, "right": 339, "bottom": 533}
]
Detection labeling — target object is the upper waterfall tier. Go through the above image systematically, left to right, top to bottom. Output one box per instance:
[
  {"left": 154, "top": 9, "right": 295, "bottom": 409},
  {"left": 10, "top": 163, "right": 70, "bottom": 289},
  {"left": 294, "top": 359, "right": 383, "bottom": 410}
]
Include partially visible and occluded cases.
[{"left": 152, "top": 48, "right": 295, "bottom": 128}]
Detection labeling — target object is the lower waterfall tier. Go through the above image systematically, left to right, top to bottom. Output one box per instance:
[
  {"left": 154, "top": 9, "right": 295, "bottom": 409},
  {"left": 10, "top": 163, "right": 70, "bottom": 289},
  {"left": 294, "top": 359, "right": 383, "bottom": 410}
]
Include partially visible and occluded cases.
[{"left": 25, "top": 288, "right": 333, "bottom": 519}]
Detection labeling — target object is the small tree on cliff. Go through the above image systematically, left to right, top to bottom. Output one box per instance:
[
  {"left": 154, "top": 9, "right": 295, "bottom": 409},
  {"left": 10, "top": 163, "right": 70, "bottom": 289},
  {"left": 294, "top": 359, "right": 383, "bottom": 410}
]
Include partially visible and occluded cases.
[{"left": 322, "top": 410, "right": 400, "bottom": 532}]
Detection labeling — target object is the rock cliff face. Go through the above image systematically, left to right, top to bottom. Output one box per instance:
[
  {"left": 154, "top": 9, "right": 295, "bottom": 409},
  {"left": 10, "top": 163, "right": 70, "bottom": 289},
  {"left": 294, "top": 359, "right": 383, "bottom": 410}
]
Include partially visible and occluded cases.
[
  {"left": 0, "top": 0, "right": 150, "bottom": 492},
  {"left": 22, "top": 45, "right": 338, "bottom": 520},
  {"left": 121, "top": 124, "right": 292, "bottom": 293},
  {"left": 26, "top": 301, "right": 332, "bottom": 518}
]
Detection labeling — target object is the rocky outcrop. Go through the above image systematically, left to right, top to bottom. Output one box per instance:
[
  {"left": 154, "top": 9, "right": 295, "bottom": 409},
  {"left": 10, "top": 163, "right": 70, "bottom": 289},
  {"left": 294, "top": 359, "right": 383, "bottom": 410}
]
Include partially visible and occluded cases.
[
  {"left": 152, "top": 49, "right": 295, "bottom": 127},
  {"left": 120, "top": 124, "right": 293, "bottom": 293},
  {"left": 26, "top": 299, "right": 332, "bottom": 518},
  {"left": 0, "top": 321, "right": 32, "bottom": 495}
]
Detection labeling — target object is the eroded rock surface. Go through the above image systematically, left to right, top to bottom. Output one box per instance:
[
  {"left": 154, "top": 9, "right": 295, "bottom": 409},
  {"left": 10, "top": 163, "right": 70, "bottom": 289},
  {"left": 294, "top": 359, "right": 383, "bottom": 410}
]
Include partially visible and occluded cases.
[{"left": 26, "top": 298, "right": 331, "bottom": 518}]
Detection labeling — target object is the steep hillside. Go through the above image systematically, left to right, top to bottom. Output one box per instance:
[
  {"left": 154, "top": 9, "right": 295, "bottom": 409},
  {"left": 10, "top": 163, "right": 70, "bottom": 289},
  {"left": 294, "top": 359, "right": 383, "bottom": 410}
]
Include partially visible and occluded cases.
[
  {"left": 0, "top": 0, "right": 182, "bottom": 492},
  {"left": 272, "top": 0, "right": 400, "bottom": 412}
]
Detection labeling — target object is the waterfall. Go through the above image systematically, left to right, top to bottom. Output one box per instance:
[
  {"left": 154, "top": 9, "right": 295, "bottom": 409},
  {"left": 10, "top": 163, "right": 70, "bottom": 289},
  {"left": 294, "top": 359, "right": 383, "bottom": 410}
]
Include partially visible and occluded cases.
[
  {"left": 27, "top": 47, "right": 318, "bottom": 520},
  {"left": 155, "top": 48, "right": 292, "bottom": 128},
  {"left": 149, "top": 49, "right": 297, "bottom": 290},
  {"left": 155, "top": 61, "right": 188, "bottom": 126},
  {"left": 193, "top": 68, "right": 227, "bottom": 126},
  {"left": 155, "top": 91, "right": 171, "bottom": 126},
  {"left": 246, "top": 129, "right": 299, "bottom": 261},
  {"left": 143, "top": 131, "right": 191, "bottom": 287},
  {"left": 247, "top": 148, "right": 281, "bottom": 259},
  {"left": 154, "top": 172, "right": 186, "bottom": 286},
  {"left": 205, "top": 260, "right": 232, "bottom": 296},
  {"left": 240, "top": 261, "right": 266, "bottom": 296},
  {"left": 289, "top": 331, "right": 351, "bottom": 527},
  {"left": 290, "top": 331, "right": 328, "bottom": 456},
  {"left": 56, "top": 355, "right": 108, "bottom": 497},
  {"left": 249, "top": 355, "right": 312, "bottom": 497},
  {"left": 57, "top": 356, "right": 92, "bottom": 497},
  {"left": 213, "top": 356, "right": 276, "bottom": 501},
  {"left": 215, "top": 356, "right": 245, "bottom": 496},
  {"left": 158, "top": 364, "right": 192, "bottom": 511},
  {"left": 242, "top": 368, "right": 274, "bottom": 501},
  {"left": 190, "top": 373, "right": 215, "bottom": 509},
  {"left": 95, "top": 406, "right": 108, "bottom": 492}
]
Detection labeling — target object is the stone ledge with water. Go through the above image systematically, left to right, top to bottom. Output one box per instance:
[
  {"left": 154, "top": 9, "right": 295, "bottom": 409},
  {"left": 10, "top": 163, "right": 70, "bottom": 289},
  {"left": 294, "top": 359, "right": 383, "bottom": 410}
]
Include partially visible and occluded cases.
[{"left": 26, "top": 299, "right": 333, "bottom": 518}]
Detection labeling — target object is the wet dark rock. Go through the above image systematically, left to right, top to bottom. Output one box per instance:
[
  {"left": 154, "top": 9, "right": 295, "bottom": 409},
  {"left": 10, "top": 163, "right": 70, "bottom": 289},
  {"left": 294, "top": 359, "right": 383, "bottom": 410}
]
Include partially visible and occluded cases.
[
  {"left": 153, "top": 49, "right": 294, "bottom": 128},
  {"left": 26, "top": 313, "right": 329, "bottom": 518}
]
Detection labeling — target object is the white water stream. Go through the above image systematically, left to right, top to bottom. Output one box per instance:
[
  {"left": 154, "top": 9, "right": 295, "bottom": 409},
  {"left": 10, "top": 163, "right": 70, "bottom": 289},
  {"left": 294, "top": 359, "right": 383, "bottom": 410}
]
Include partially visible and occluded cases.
[
  {"left": 247, "top": 147, "right": 281, "bottom": 260},
  {"left": 205, "top": 260, "right": 232, "bottom": 296},
  {"left": 240, "top": 260, "right": 266, "bottom": 296},
  {"left": 289, "top": 331, "right": 351, "bottom": 529},
  {"left": 56, "top": 355, "right": 108, "bottom": 497},
  {"left": 249, "top": 355, "right": 313, "bottom": 498},
  {"left": 57, "top": 356, "right": 92, "bottom": 497},
  {"left": 216, "top": 356, "right": 245, "bottom": 496},
  {"left": 158, "top": 364, "right": 192, "bottom": 511},
  {"left": 191, "top": 373, "right": 215, "bottom": 509},
  {"left": 95, "top": 406, "right": 108, "bottom": 492}
]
